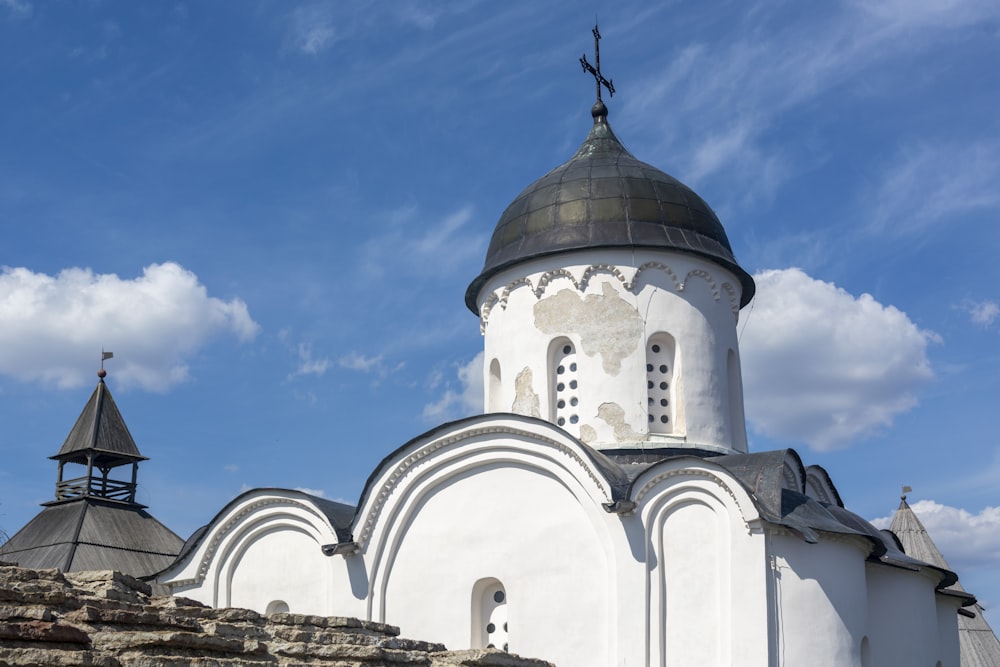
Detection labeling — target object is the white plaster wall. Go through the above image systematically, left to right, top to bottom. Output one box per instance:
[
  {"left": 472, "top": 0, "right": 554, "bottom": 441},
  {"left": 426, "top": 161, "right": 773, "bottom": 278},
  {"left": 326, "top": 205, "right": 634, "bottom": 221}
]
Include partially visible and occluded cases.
[
  {"left": 477, "top": 248, "right": 747, "bottom": 453},
  {"left": 374, "top": 463, "right": 614, "bottom": 666},
  {"left": 770, "top": 533, "right": 869, "bottom": 666},
  {"left": 865, "top": 563, "right": 947, "bottom": 666},
  {"left": 934, "top": 594, "right": 961, "bottom": 667}
]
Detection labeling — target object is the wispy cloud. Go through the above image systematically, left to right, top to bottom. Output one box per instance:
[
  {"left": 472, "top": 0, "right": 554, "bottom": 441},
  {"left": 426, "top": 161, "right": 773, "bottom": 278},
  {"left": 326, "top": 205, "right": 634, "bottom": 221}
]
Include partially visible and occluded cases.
[
  {"left": 0, "top": 0, "right": 31, "bottom": 18},
  {"left": 624, "top": 0, "right": 1000, "bottom": 207},
  {"left": 285, "top": 4, "right": 338, "bottom": 55},
  {"left": 868, "top": 141, "right": 1000, "bottom": 235},
  {"left": 359, "top": 205, "right": 484, "bottom": 282},
  {"left": 0, "top": 263, "right": 258, "bottom": 391},
  {"left": 740, "top": 268, "right": 937, "bottom": 450},
  {"left": 959, "top": 299, "right": 1000, "bottom": 327},
  {"left": 289, "top": 343, "right": 332, "bottom": 379},
  {"left": 423, "top": 351, "right": 483, "bottom": 420}
]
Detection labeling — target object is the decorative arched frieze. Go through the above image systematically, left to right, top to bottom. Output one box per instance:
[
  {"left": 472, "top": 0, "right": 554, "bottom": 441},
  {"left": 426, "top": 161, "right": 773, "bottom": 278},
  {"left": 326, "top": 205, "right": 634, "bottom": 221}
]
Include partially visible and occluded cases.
[
  {"left": 478, "top": 262, "right": 740, "bottom": 332},
  {"left": 354, "top": 420, "right": 615, "bottom": 549}
]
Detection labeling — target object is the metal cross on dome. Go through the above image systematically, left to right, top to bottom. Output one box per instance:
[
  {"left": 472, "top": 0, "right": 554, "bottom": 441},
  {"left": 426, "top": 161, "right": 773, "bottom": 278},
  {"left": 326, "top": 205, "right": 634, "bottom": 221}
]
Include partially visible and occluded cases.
[{"left": 580, "top": 22, "right": 615, "bottom": 102}]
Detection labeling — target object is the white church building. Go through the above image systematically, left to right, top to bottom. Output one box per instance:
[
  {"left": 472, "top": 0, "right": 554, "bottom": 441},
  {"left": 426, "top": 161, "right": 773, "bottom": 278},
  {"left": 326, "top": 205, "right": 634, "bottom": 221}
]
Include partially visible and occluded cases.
[{"left": 157, "top": 44, "right": 975, "bottom": 666}]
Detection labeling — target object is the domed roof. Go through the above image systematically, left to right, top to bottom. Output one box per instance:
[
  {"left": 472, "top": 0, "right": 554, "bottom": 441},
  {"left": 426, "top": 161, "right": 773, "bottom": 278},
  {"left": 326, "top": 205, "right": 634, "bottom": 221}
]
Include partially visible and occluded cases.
[{"left": 465, "top": 103, "right": 755, "bottom": 312}]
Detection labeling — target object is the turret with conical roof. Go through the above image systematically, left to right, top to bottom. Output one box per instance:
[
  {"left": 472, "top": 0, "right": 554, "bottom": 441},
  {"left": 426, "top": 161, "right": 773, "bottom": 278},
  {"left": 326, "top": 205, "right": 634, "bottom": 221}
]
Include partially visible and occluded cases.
[
  {"left": 467, "top": 29, "right": 754, "bottom": 454},
  {"left": 0, "top": 366, "right": 182, "bottom": 582}
]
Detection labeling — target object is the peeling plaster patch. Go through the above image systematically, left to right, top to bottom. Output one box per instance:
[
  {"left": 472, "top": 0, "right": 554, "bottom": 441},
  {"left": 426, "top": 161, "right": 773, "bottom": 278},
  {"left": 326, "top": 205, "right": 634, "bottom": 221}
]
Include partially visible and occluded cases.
[
  {"left": 534, "top": 283, "right": 642, "bottom": 375},
  {"left": 512, "top": 367, "right": 541, "bottom": 418},
  {"left": 597, "top": 402, "right": 643, "bottom": 442},
  {"left": 578, "top": 424, "right": 597, "bottom": 443}
]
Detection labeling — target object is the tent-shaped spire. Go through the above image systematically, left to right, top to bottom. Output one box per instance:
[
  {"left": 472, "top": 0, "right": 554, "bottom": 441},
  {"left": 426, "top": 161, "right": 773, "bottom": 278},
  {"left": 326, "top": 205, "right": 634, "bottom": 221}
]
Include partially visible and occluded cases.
[
  {"left": 49, "top": 373, "right": 146, "bottom": 504},
  {"left": 891, "top": 494, "right": 1000, "bottom": 667}
]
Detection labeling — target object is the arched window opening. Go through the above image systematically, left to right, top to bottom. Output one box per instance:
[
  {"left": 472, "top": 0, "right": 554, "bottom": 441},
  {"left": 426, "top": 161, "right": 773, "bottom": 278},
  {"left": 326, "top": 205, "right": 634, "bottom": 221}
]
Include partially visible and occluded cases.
[
  {"left": 646, "top": 334, "right": 676, "bottom": 434},
  {"left": 551, "top": 339, "right": 579, "bottom": 429},
  {"left": 488, "top": 358, "right": 502, "bottom": 413},
  {"left": 472, "top": 579, "right": 509, "bottom": 652},
  {"left": 265, "top": 600, "right": 289, "bottom": 615},
  {"left": 860, "top": 636, "right": 871, "bottom": 667}
]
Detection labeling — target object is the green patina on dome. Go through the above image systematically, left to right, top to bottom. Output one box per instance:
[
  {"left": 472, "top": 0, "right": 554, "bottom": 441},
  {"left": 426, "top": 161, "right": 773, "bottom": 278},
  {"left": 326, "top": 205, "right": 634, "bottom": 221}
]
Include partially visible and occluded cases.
[{"left": 465, "top": 104, "right": 755, "bottom": 312}]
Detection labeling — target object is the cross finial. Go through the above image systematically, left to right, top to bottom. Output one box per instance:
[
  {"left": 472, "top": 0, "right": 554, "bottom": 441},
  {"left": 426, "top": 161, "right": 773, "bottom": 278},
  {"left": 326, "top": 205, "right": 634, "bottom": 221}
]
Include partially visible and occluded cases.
[{"left": 580, "top": 21, "right": 615, "bottom": 104}]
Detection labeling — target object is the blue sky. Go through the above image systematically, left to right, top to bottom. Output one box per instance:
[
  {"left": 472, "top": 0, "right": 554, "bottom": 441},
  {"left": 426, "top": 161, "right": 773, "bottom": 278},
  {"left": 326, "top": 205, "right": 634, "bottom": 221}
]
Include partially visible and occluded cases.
[{"left": 2, "top": 0, "right": 999, "bottom": 624}]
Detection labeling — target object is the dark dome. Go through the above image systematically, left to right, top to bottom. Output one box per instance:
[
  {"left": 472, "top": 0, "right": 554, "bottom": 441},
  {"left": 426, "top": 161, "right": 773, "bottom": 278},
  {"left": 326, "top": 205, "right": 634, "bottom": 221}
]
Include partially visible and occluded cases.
[{"left": 465, "top": 107, "right": 755, "bottom": 312}]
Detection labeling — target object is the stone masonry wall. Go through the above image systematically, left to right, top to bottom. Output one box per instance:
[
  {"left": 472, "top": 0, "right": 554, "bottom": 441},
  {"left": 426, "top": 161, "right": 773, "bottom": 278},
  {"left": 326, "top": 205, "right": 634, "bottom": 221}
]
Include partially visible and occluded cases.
[{"left": 0, "top": 563, "right": 552, "bottom": 667}]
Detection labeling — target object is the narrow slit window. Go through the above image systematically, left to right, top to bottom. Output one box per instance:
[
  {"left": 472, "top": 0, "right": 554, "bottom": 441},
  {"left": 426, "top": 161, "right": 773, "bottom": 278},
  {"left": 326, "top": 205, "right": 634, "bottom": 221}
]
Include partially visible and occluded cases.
[
  {"left": 646, "top": 335, "right": 676, "bottom": 434},
  {"left": 551, "top": 340, "right": 579, "bottom": 429}
]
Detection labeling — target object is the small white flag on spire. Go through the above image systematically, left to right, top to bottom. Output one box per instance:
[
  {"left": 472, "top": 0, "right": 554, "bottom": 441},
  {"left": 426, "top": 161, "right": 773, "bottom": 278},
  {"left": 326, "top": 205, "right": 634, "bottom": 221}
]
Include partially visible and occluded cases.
[{"left": 102, "top": 351, "right": 114, "bottom": 361}]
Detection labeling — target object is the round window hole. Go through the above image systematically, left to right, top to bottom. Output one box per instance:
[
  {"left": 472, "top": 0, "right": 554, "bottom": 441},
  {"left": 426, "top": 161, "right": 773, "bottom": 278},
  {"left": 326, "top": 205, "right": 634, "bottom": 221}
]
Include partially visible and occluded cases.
[
  {"left": 651, "top": 344, "right": 661, "bottom": 353},
  {"left": 563, "top": 345, "right": 572, "bottom": 354},
  {"left": 570, "top": 363, "right": 577, "bottom": 372},
  {"left": 646, "top": 363, "right": 653, "bottom": 372},
  {"left": 659, "top": 364, "right": 668, "bottom": 373},
  {"left": 557, "top": 365, "right": 565, "bottom": 375},
  {"left": 569, "top": 380, "right": 577, "bottom": 389},
  {"left": 647, "top": 381, "right": 654, "bottom": 389},
  {"left": 659, "top": 382, "right": 668, "bottom": 390},
  {"left": 557, "top": 383, "right": 565, "bottom": 391},
  {"left": 570, "top": 397, "right": 578, "bottom": 406},
  {"left": 660, "top": 398, "right": 668, "bottom": 406},
  {"left": 557, "top": 399, "right": 565, "bottom": 409},
  {"left": 569, "top": 414, "right": 579, "bottom": 424},
  {"left": 648, "top": 414, "right": 654, "bottom": 422},
  {"left": 660, "top": 415, "right": 669, "bottom": 423},
  {"left": 557, "top": 417, "right": 566, "bottom": 426},
  {"left": 494, "top": 591, "right": 505, "bottom": 603},
  {"left": 487, "top": 623, "right": 496, "bottom": 633},
  {"left": 504, "top": 623, "right": 508, "bottom": 632}
]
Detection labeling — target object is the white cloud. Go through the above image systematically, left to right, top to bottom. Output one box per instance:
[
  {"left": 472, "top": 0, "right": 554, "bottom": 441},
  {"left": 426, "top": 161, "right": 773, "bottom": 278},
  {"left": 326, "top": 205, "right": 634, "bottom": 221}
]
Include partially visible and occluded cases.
[
  {"left": 0, "top": 262, "right": 258, "bottom": 392},
  {"left": 740, "top": 268, "right": 936, "bottom": 450},
  {"left": 423, "top": 351, "right": 484, "bottom": 420},
  {"left": 294, "top": 487, "right": 326, "bottom": 498},
  {"left": 871, "top": 500, "right": 1000, "bottom": 572}
]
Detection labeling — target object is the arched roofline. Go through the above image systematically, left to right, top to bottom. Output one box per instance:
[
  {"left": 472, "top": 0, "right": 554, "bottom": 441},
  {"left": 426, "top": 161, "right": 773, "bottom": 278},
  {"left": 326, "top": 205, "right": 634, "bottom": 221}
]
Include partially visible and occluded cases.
[
  {"left": 351, "top": 413, "right": 631, "bottom": 549},
  {"left": 804, "top": 464, "right": 844, "bottom": 507},
  {"left": 153, "top": 488, "right": 353, "bottom": 586}
]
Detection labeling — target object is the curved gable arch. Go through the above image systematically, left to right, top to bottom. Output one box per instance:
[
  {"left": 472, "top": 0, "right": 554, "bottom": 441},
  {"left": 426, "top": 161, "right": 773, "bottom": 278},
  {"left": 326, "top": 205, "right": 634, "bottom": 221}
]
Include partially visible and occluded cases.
[
  {"left": 354, "top": 414, "right": 624, "bottom": 644},
  {"left": 631, "top": 458, "right": 768, "bottom": 665},
  {"left": 157, "top": 489, "right": 345, "bottom": 610}
]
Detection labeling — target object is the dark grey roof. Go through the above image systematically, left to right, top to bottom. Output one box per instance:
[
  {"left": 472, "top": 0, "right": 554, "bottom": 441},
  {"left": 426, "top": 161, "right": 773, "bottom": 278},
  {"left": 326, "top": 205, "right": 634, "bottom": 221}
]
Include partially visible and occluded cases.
[
  {"left": 465, "top": 104, "right": 755, "bottom": 313},
  {"left": 52, "top": 379, "right": 145, "bottom": 466},
  {"left": 891, "top": 497, "right": 1000, "bottom": 666},
  {"left": 0, "top": 498, "right": 182, "bottom": 579}
]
